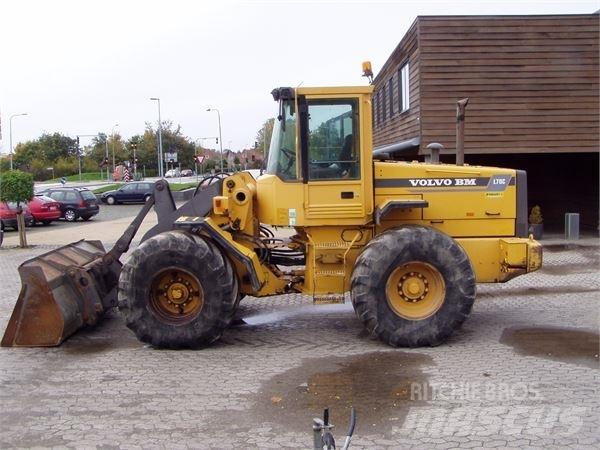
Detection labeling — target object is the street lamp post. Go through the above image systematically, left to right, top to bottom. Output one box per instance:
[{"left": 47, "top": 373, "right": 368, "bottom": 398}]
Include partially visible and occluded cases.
[
  {"left": 150, "top": 98, "right": 163, "bottom": 177},
  {"left": 206, "top": 108, "right": 224, "bottom": 173},
  {"left": 9, "top": 113, "right": 28, "bottom": 170},
  {"left": 111, "top": 124, "right": 119, "bottom": 181},
  {"left": 105, "top": 138, "right": 110, "bottom": 181}
]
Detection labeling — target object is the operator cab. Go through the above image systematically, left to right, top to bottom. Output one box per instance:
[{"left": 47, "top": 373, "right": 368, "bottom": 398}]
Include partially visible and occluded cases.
[
  {"left": 258, "top": 85, "right": 374, "bottom": 227},
  {"left": 267, "top": 87, "right": 361, "bottom": 182}
]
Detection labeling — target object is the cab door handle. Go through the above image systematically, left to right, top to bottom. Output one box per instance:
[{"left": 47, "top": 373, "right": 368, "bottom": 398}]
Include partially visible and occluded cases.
[
  {"left": 341, "top": 192, "right": 354, "bottom": 199},
  {"left": 485, "top": 211, "right": 501, "bottom": 216}
]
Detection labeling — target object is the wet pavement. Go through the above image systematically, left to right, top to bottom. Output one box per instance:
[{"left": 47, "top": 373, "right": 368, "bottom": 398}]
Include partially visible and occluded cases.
[
  {"left": 0, "top": 235, "right": 598, "bottom": 448},
  {"left": 500, "top": 327, "right": 599, "bottom": 369}
]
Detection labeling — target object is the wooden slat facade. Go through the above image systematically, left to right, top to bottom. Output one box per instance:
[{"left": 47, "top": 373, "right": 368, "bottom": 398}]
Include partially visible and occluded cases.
[{"left": 372, "top": 14, "right": 600, "bottom": 155}]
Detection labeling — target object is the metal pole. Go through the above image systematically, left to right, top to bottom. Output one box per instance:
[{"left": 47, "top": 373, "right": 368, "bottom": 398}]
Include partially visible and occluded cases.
[
  {"left": 150, "top": 98, "right": 164, "bottom": 178},
  {"left": 158, "top": 100, "right": 163, "bottom": 178},
  {"left": 207, "top": 109, "right": 223, "bottom": 173},
  {"left": 217, "top": 111, "right": 223, "bottom": 173},
  {"left": 9, "top": 113, "right": 27, "bottom": 171},
  {"left": 9, "top": 118, "right": 12, "bottom": 171},
  {"left": 111, "top": 124, "right": 118, "bottom": 180},
  {"left": 105, "top": 139, "right": 109, "bottom": 181},
  {"left": 133, "top": 144, "right": 137, "bottom": 178}
]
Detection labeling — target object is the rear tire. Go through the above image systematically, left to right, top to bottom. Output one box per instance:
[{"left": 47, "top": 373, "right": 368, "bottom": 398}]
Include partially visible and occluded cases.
[
  {"left": 64, "top": 208, "right": 77, "bottom": 222},
  {"left": 351, "top": 226, "right": 476, "bottom": 347},
  {"left": 118, "top": 230, "right": 237, "bottom": 348}
]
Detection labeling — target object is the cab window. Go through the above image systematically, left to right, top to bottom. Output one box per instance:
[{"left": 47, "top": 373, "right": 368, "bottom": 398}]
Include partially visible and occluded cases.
[
  {"left": 307, "top": 99, "right": 359, "bottom": 180},
  {"left": 266, "top": 100, "right": 297, "bottom": 181}
]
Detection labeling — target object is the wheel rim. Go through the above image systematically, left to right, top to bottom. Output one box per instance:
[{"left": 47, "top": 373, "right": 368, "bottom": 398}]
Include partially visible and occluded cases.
[
  {"left": 107, "top": 197, "right": 115, "bottom": 205},
  {"left": 65, "top": 210, "right": 75, "bottom": 221},
  {"left": 385, "top": 261, "right": 446, "bottom": 320},
  {"left": 149, "top": 267, "right": 204, "bottom": 324}
]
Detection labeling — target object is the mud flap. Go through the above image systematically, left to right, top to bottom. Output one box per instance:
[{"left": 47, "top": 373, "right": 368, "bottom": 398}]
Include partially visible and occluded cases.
[{"left": 1, "top": 240, "right": 121, "bottom": 347}]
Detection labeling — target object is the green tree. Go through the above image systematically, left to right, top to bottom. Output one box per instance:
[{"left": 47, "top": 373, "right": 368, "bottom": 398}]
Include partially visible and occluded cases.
[
  {"left": 255, "top": 118, "right": 275, "bottom": 156},
  {"left": 134, "top": 122, "right": 196, "bottom": 175},
  {"left": 13, "top": 132, "right": 78, "bottom": 179},
  {"left": 0, "top": 170, "right": 34, "bottom": 247}
]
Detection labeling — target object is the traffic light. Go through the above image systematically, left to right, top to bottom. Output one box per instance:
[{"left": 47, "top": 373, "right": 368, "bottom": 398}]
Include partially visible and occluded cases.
[{"left": 215, "top": 137, "right": 218, "bottom": 144}]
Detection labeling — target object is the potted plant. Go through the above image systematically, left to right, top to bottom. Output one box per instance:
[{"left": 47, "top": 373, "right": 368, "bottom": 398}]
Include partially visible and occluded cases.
[{"left": 528, "top": 205, "right": 543, "bottom": 239}]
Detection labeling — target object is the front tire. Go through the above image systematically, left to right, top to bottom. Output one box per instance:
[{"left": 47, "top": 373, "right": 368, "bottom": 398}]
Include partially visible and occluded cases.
[
  {"left": 106, "top": 196, "right": 116, "bottom": 205},
  {"left": 351, "top": 226, "right": 476, "bottom": 347},
  {"left": 118, "top": 231, "right": 237, "bottom": 348}
]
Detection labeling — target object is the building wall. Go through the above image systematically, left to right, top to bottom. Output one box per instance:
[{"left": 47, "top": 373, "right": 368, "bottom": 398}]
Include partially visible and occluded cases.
[
  {"left": 373, "top": 14, "right": 599, "bottom": 156},
  {"left": 418, "top": 14, "right": 599, "bottom": 155},
  {"left": 372, "top": 20, "right": 421, "bottom": 148}
]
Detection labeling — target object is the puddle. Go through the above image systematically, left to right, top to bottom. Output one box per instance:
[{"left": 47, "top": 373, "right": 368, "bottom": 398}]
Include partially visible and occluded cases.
[
  {"left": 242, "top": 303, "right": 353, "bottom": 327},
  {"left": 500, "top": 327, "right": 599, "bottom": 369},
  {"left": 62, "top": 341, "right": 114, "bottom": 354},
  {"left": 248, "top": 351, "right": 432, "bottom": 435}
]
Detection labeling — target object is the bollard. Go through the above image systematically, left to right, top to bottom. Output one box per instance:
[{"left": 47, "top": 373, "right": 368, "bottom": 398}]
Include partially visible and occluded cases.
[{"left": 565, "top": 213, "right": 580, "bottom": 240}]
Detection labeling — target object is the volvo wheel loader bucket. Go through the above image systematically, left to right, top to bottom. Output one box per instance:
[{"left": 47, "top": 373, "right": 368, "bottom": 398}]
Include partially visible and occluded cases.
[{"left": 1, "top": 240, "right": 122, "bottom": 347}]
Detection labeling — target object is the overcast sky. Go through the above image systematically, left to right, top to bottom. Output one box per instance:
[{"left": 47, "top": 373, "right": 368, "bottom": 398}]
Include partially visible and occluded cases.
[{"left": 0, "top": 0, "right": 597, "bottom": 153}]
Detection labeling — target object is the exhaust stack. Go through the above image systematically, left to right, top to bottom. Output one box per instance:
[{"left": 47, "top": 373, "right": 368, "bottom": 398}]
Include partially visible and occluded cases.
[{"left": 456, "top": 98, "right": 469, "bottom": 166}]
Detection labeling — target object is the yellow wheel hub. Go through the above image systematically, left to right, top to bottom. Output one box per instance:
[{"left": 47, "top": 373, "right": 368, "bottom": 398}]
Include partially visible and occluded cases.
[
  {"left": 386, "top": 261, "right": 446, "bottom": 320},
  {"left": 150, "top": 268, "right": 204, "bottom": 324}
]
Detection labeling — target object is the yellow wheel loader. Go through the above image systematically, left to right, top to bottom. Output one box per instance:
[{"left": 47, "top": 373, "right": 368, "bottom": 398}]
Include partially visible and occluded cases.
[{"left": 2, "top": 84, "right": 542, "bottom": 349}]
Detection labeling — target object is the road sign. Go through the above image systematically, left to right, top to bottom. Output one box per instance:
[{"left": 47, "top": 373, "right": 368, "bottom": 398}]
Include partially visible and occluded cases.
[
  {"left": 164, "top": 152, "right": 177, "bottom": 163},
  {"left": 195, "top": 155, "right": 205, "bottom": 164},
  {"left": 60, "top": 177, "right": 67, "bottom": 185}
]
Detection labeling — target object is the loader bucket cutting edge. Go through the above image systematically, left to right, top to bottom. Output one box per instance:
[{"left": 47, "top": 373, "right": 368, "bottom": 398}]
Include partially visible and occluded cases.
[{"left": 1, "top": 240, "right": 122, "bottom": 347}]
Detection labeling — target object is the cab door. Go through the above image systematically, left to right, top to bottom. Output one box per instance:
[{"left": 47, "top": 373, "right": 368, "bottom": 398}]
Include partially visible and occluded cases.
[{"left": 300, "top": 95, "right": 372, "bottom": 225}]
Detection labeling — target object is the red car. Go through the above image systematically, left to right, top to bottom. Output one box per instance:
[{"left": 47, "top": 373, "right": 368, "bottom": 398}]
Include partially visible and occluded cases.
[
  {"left": 27, "top": 196, "right": 62, "bottom": 225},
  {"left": 0, "top": 202, "right": 34, "bottom": 231}
]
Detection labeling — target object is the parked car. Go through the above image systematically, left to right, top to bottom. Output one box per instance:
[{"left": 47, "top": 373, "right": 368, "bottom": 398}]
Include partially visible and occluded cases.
[
  {"left": 165, "top": 169, "right": 180, "bottom": 178},
  {"left": 180, "top": 169, "right": 193, "bottom": 177},
  {"left": 100, "top": 182, "right": 154, "bottom": 205},
  {"left": 35, "top": 188, "right": 100, "bottom": 222},
  {"left": 27, "top": 196, "right": 62, "bottom": 225},
  {"left": 0, "top": 202, "right": 34, "bottom": 231}
]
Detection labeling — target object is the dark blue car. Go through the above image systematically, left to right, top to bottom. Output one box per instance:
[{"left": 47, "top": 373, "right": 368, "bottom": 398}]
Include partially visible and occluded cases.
[{"left": 100, "top": 182, "right": 154, "bottom": 205}]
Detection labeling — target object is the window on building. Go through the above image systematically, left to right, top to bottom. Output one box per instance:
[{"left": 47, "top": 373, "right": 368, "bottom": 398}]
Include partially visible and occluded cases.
[
  {"left": 398, "top": 62, "right": 410, "bottom": 112},
  {"left": 388, "top": 77, "right": 394, "bottom": 117},
  {"left": 382, "top": 86, "right": 387, "bottom": 122}
]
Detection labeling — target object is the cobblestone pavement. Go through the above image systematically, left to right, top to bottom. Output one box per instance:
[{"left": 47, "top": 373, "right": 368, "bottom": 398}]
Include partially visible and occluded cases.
[{"left": 0, "top": 239, "right": 598, "bottom": 449}]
